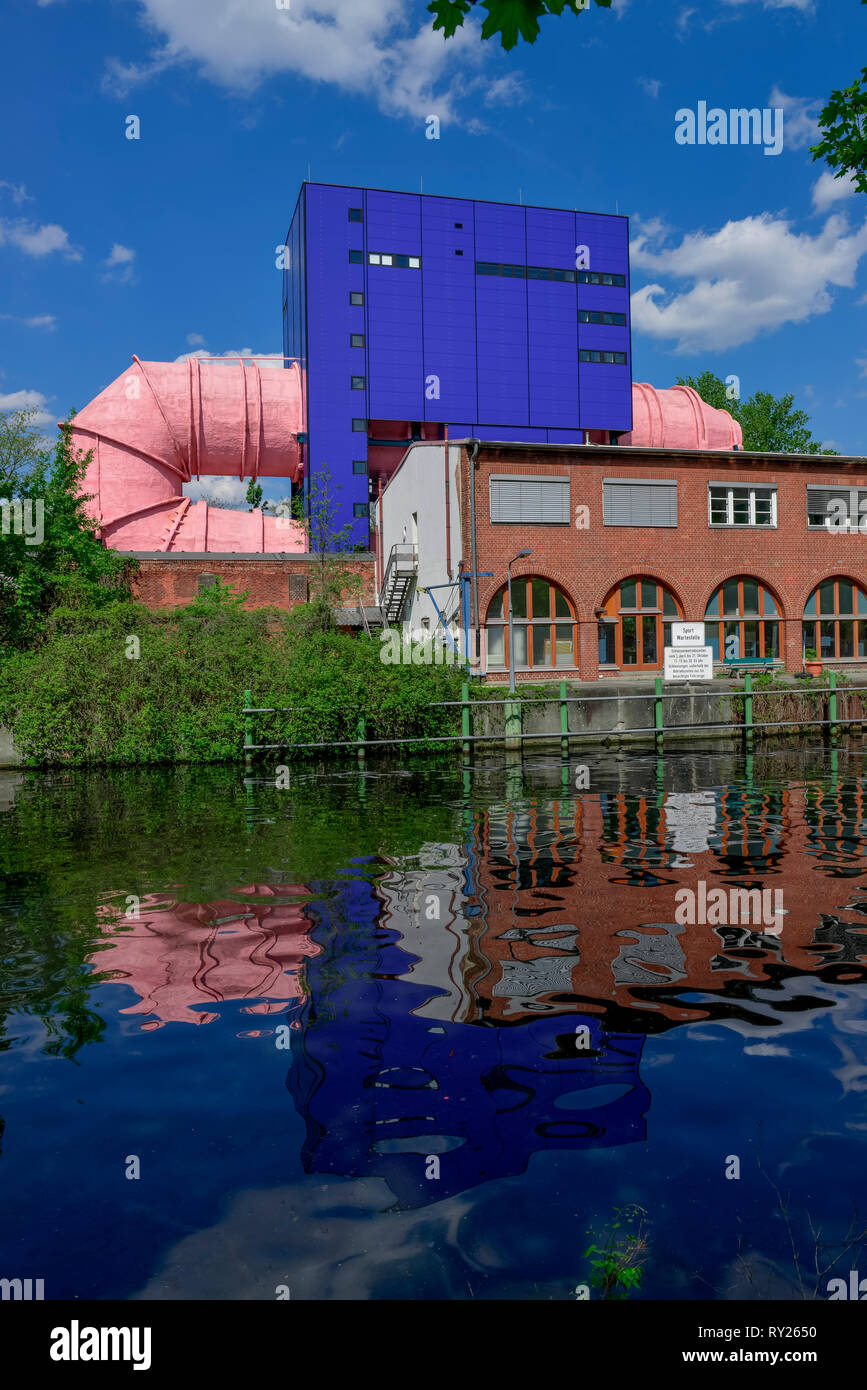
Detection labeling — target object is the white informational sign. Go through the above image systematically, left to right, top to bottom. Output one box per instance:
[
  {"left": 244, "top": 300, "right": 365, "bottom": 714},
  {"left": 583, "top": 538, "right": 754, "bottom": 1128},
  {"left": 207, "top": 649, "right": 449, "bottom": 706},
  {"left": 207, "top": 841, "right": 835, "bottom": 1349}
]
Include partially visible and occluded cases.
[
  {"left": 670, "top": 621, "right": 705, "bottom": 649},
  {"left": 664, "top": 646, "right": 714, "bottom": 681}
]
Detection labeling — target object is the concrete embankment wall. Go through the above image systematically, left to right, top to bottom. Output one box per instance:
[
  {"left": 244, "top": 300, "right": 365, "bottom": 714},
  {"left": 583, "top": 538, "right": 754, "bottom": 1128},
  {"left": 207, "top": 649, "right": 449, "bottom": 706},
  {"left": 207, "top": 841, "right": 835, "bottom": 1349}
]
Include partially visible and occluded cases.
[
  {"left": 469, "top": 678, "right": 861, "bottom": 751},
  {"left": 0, "top": 727, "right": 23, "bottom": 768}
]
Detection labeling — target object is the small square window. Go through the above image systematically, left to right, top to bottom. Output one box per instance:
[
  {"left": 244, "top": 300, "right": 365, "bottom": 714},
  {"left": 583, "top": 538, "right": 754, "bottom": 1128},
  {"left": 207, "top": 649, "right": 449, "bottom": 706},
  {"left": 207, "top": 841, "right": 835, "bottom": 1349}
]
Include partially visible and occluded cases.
[
  {"left": 348, "top": 207, "right": 363, "bottom": 222},
  {"left": 454, "top": 221, "right": 463, "bottom": 228},
  {"left": 349, "top": 249, "right": 363, "bottom": 263},
  {"left": 455, "top": 249, "right": 463, "bottom": 256},
  {"left": 368, "top": 252, "right": 381, "bottom": 265},
  {"left": 381, "top": 254, "right": 393, "bottom": 266},
  {"left": 395, "top": 254, "right": 409, "bottom": 268},
  {"left": 408, "top": 256, "right": 420, "bottom": 268},
  {"left": 350, "top": 291, "right": 364, "bottom": 306},
  {"left": 350, "top": 333, "right": 364, "bottom": 348},
  {"left": 351, "top": 375, "right": 365, "bottom": 389},
  {"left": 352, "top": 418, "right": 367, "bottom": 431},
  {"left": 352, "top": 459, "right": 367, "bottom": 475},
  {"left": 353, "top": 503, "right": 369, "bottom": 517}
]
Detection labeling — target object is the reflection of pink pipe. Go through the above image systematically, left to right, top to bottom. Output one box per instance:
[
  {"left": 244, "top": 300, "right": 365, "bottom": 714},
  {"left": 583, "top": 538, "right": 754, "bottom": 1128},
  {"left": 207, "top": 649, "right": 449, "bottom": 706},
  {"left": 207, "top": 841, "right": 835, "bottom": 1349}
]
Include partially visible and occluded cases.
[
  {"left": 67, "top": 358, "right": 307, "bottom": 553},
  {"left": 92, "top": 885, "right": 319, "bottom": 1029}
]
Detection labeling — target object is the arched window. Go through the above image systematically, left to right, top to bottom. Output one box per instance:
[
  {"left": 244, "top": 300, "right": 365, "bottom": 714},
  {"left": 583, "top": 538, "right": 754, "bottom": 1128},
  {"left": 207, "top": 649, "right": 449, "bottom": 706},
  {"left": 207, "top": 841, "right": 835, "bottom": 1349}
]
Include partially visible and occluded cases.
[
  {"left": 485, "top": 577, "right": 577, "bottom": 670},
  {"left": 598, "top": 578, "right": 681, "bottom": 669},
  {"left": 704, "top": 578, "right": 780, "bottom": 661},
  {"left": 803, "top": 578, "right": 867, "bottom": 659}
]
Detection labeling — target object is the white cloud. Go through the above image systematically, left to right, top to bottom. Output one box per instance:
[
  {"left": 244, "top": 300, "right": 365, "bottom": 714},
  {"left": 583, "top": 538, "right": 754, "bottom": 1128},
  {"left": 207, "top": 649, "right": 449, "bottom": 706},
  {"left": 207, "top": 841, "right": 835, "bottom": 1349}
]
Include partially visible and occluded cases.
[
  {"left": 101, "top": 0, "right": 492, "bottom": 124},
  {"left": 723, "top": 0, "right": 814, "bottom": 10},
  {"left": 638, "top": 77, "right": 661, "bottom": 98},
  {"left": 768, "top": 84, "right": 822, "bottom": 150},
  {"left": 812, "top": 168, "right": 858, "bottom": 212},
  {"left": 0, "top": 181, "right": 32, "bottom": 205},
  {"left": 630, "top": 211, "right": 867, "bottom": 352},
  {"left": 0, "top": 219, "right": 81, "bottom": 259},
  {"left": 102, "top": 243, "right": 136, "bottom": 283},
  {"left": 0, "top": 313, "right": 57, "bottom": 331},
  {"left": 186, "top": 332, "right": 206, "bottom": 346},
  {"left": 175, "top": 348, "right": 283, "bottom": 365},
  {"left": 0, "top": 388, "right": 55, "bottom": 428},
  {"left": 184, "top": 475, "right": 249, "bottom": 506}
]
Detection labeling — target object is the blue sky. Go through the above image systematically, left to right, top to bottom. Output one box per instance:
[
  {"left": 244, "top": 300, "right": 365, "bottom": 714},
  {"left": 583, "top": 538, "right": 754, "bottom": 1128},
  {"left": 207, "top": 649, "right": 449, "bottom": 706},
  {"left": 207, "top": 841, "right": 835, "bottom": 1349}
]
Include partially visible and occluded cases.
[{"left": 0, "top": 0, "right": 864, "bottom": 503}]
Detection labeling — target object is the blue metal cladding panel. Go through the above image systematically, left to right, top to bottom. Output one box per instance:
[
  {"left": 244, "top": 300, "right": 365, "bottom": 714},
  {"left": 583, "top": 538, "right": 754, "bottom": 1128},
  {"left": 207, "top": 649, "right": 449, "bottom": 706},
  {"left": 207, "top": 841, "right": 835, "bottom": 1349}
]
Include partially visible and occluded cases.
[
  {"left": 305, "top": 184, "right": 370, "bottom": 537},
  {"left": 365, "top": 191, "right": 424, "bottom": 420},
  {"left": 420, "top": 196, "right": 477, "bottom": 423},
  {"left": 474, "top": 202, "right": 528, "bottom": 426},
  {"left": 526, "top": 207, "right": 579, "bottom": 429},
  {"left": 575, "top": 210, "right": 631, "bottom": 434},
  {"left": 579, "top": 366, "right": 632, "bottom": 431},
  {"left": 473, "top": 425, "right": 548, "bottom": 442}
]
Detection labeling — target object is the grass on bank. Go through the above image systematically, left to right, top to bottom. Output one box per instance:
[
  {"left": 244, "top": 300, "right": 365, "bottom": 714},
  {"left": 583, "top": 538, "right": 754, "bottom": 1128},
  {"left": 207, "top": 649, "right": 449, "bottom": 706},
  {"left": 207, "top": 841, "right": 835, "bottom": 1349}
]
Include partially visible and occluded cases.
[{"left": 0, "top": 587, "right": 464, "bottom": 766}]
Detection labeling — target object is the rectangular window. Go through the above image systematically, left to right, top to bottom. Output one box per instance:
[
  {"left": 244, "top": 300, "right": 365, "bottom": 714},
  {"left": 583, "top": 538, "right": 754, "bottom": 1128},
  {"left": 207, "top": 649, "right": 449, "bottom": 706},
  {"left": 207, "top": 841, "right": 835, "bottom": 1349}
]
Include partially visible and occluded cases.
[
  {"left": 348, "top": 208, "right": 363, "bottom": 221},
  {"left": 454, "top": 221, "right": 463, "bottom": 228},
  {"left": 349, "top": 249, "right": 363, "bottom": 263},
  {"left": 455, "top": 249, "right": 464, "bottom": 256},
  {"left": 368, "top": 251, "right": 420, "bottom": 268},
  {"left": 368, "top": 252, "right": 381, "bottom": 264},
  {"left": 408, "top": 256, "right": 420, "bottom": 268},
  {"left": 350, "top": 291, "right": 364, "bottom": 305},
  {"left": 579, "top": 310, "right": 627, "bottom": 325},
  {"left": 350, "top": 333, "right": 365, "bottom": 347},
  {"left": 579, "top": 350, "right": 627, "bottom": 365},
  {"left": 351, "top": 376, "right": 365, "bottom": 389},
  {"left": 352, "top": 418, "right": 367, "bottom": 432},
  {"left": 352, "top": 459, "right": 367, "bottom": 475},
  {"left": 490, "top": 475, "right": 570, "bottom": 524},
  {"left": 602, "top": 479, "right": 677, "bottom": 528},
  {"left": 708, "top": 484, "right": 777, "bottom": 527},
  {"left": 807, "top": 484, "right": 867, "bottom": 530},
  {"left": 353, "top": 503, "right": 369, "bottom": 518}
]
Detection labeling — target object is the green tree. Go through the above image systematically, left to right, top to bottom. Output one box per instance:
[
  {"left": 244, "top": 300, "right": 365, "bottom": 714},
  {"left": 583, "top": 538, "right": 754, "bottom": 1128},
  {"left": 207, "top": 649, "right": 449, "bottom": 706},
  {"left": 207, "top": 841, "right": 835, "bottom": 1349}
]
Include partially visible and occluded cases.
[
  {"left": 429, "top": 0, "right": 611, "bottom": 50},
  {"left": 811, "top": 1, "right": 867, "bottom": 194},
  {"left": 676, "top": 372, "right": 838, "bottom": 455},
  {"left": 0, "top": 405, "right": 49, "bottom": 491},
  {"left": 0, "top": 414, "right": 136, "bottom": 655},
  {"left": 291, "top": 467, "right": 363, "bottom": 628},
  {"left": 245, "top": 479, "right": 264, "bottom": 512}
]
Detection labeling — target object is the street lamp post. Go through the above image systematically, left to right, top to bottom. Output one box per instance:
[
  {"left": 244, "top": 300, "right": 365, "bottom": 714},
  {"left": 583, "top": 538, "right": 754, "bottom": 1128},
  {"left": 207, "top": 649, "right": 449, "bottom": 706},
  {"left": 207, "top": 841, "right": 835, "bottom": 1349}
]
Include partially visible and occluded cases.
[{"left": 507, "top": 550, "right": 532, "bottom": 694}]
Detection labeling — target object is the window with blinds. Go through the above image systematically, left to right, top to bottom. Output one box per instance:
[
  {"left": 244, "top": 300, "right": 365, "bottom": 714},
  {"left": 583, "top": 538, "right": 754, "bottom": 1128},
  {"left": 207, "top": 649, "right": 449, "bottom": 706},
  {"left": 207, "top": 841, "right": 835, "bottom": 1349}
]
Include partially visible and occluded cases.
[
  {"left": 489, "top": 476, "right": 570, "bottom": 524},
  {"left": 603, "top": 479, "right": 677, "bottom": 527},
  {"left": 807, "top": 485, "right": 867, "bottom": 530}
]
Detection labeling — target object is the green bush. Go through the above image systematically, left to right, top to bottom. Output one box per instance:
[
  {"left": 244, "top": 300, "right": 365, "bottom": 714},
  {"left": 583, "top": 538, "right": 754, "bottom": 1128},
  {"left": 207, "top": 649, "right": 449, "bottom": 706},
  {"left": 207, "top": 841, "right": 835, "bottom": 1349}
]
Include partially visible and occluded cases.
[{"left": 0, "top": 597, "right": 464, "bottom": 766}]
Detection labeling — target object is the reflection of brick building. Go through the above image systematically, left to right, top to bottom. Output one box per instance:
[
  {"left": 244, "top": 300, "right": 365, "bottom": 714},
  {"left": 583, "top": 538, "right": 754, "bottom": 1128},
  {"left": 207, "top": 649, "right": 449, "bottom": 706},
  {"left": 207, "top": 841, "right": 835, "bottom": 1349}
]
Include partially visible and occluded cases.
[
  {"left": 466, "top": 783, "right": 867, "bottom": 1031},
  {"left": 93, "top": 885, "right": 318, "bottom": 1028}
]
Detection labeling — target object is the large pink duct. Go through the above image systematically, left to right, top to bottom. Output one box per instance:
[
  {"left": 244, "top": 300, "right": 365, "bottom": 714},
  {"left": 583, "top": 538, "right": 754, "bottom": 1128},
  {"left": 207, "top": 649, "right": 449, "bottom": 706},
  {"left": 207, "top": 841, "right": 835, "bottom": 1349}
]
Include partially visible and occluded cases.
[
  {"left": 67, "top": 357, "right": 307, "bottom": 553},
  {"left": 620, "top": 382, "right": 743, "bottom": 451}
]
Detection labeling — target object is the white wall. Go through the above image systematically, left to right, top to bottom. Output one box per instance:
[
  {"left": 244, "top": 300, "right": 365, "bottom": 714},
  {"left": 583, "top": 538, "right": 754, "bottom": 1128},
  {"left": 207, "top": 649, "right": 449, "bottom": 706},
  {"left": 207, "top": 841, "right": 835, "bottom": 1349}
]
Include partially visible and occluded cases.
[{"left": 380, "top": 443, "right": 464, "bottom": 633}]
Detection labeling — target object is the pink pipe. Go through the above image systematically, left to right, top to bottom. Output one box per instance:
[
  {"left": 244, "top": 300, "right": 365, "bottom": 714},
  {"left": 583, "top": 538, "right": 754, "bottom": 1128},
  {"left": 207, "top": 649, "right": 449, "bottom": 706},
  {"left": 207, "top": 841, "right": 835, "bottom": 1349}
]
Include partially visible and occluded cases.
[{"left": 67, "top": 357, "right": 307, "bottom": 553}]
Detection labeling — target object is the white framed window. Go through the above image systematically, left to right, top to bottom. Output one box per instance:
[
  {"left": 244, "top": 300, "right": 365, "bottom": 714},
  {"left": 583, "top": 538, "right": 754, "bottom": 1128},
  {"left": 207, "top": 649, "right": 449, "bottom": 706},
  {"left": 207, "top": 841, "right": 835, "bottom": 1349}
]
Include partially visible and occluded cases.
[
  {"left": 368, "top": 253, "right": 381, "bottom": 265},
  {"left": 381, "top": 254, "right": 393, "bottom": 265},
  {"left": 409, "top": 256, "right": 420, "bottom": 268},
  {"left": 708, "top": 484, "right": 777, "bottom": 528}
]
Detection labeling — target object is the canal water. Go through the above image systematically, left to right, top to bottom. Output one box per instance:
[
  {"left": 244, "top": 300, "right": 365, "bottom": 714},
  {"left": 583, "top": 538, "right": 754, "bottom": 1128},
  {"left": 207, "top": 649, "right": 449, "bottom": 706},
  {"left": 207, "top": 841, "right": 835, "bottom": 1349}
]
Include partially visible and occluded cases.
[{"left": 1, "top": 746, "right": 865, "bottom": 1301}]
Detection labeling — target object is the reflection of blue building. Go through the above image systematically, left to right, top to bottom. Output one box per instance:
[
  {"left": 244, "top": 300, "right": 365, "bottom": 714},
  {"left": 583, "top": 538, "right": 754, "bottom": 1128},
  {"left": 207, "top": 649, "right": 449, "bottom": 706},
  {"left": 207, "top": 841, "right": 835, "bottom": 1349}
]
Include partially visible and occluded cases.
[
  {"left": 283, "top": 183, "right": 631, "bottom": 542},
  {"left": 287, "top": 869, "right": 648, "bottom": 1209}
]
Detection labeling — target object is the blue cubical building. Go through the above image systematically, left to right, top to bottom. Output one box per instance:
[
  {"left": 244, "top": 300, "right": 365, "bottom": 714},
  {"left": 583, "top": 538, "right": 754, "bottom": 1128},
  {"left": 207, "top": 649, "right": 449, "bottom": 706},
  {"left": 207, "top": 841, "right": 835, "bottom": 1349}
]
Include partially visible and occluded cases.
[{"left": 283, "top": 182, "right": 632, "bottom": 542}]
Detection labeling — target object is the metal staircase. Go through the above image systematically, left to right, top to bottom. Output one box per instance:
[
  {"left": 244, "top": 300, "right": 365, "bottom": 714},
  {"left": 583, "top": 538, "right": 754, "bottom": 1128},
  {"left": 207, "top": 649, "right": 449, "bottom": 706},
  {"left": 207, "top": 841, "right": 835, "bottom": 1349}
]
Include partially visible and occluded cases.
[{"left": 379, "top": 543, "right": 418, "bottom": 624}]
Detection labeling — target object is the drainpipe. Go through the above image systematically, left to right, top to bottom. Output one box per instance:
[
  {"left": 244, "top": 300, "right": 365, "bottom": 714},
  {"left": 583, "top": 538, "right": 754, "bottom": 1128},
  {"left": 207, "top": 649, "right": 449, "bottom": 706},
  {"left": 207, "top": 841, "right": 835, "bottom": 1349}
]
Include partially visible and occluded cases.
[
  {"left": 444, "top": 426, "right": 452, "bottom": 581},
  {"left": 468, "top": 438, "right": 480, "bottom": 665}
]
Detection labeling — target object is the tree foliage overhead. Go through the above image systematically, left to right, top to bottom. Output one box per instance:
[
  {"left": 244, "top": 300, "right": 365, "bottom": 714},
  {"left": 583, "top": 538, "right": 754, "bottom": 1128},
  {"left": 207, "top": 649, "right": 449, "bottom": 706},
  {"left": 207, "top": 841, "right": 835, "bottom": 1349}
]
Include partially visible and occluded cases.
[
  {"left": 428, "top": 0, "right": 611, "bottom": 50},
  {"left": 811, "top": 0, "right": 867, "bottom": 193},
  {"left": 676, "top": 371, "right": 839, "bottom": 455}
]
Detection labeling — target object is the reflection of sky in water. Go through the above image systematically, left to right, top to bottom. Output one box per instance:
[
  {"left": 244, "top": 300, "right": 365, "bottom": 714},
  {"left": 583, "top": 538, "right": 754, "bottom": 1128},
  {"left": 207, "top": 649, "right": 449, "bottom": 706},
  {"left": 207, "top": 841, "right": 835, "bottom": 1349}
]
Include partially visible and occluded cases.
[{"left": 1, "top": 752, "right": 866, "bottom": 1300}]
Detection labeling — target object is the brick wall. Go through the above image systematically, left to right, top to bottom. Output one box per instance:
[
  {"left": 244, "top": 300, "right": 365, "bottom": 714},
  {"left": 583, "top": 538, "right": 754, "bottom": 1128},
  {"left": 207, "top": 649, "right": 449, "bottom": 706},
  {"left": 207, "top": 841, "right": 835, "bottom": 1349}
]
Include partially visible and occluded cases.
[
  {"left": 456, "top": 442, "right": 867, "bottom": 680},
  {"left": 130, "top": 552, "right": 377, "bottom": 611}
]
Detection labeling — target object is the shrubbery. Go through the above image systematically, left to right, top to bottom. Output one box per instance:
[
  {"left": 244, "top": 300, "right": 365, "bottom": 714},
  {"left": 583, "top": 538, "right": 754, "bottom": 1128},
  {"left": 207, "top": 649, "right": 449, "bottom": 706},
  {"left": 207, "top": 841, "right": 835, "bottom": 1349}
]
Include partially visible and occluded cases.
[{"left": 0, "top": 586, "right": 464, "bottom": 765}]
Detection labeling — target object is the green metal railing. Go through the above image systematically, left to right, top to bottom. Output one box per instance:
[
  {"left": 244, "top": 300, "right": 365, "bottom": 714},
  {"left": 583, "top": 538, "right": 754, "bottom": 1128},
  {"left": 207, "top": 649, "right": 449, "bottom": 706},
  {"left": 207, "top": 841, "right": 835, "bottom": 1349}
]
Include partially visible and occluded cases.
[{"left": 243, "top": 672, "right": 863, "bottom": 766}]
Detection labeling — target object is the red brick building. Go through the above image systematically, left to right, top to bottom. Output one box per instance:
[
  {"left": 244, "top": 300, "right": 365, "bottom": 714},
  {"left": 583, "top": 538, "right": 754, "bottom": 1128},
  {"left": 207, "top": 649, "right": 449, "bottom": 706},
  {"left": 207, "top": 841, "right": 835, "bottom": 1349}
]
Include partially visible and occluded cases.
[
  {"left": 379, "top": 437, "right": 867, "bottom": 680},
  {"left": 132, "top": 551, "right": 376, "bottom": 612}
]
